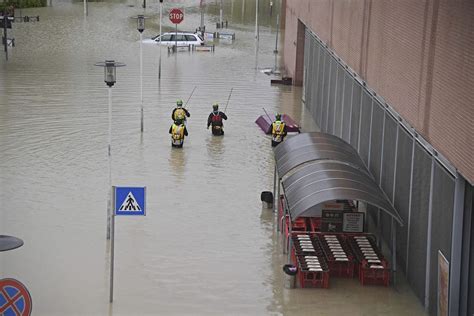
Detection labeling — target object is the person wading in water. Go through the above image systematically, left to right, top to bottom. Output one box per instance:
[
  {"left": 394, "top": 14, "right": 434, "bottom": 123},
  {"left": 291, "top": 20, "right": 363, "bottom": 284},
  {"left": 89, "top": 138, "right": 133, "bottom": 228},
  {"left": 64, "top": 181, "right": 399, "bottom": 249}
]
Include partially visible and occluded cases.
[
  {"left": 207, "top": 103, "right": 228, "bottom": 136},
  {"left": 169, "top": 118, "right": 188, "bottom": 148}
]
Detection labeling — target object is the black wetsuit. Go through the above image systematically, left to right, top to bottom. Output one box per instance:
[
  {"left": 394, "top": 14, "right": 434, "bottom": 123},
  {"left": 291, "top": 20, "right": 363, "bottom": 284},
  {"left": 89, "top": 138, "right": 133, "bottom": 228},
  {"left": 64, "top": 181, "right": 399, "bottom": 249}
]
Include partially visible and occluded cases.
[{"left": 207, "top": 111, "right": 228, "bottom": 136}]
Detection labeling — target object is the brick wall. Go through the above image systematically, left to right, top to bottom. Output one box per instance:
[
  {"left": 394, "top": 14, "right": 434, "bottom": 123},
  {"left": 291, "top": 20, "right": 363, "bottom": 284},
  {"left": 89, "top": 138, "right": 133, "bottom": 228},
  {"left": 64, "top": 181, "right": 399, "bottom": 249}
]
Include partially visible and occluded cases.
[{"left": 283, "top": 0, "right": 474, "bottom": 183}]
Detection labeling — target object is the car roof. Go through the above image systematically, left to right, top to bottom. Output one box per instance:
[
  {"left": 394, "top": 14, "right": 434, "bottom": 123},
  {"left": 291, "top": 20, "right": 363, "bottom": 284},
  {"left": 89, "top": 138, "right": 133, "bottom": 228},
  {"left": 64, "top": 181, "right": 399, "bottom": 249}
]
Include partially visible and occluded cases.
[{"left": 161, "top": 32, "right": 197, "bottom": 36}]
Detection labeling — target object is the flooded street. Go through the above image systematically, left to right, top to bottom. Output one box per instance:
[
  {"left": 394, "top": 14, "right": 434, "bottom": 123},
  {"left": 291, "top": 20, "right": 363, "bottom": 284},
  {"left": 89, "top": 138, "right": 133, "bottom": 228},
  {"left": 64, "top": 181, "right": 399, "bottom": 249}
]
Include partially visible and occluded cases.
[
  {"left": 0, "top": 0, "right": 425, "bottom": 315},
  {"left": 0, "top": 0, "right": 303, "bottom": 314}
]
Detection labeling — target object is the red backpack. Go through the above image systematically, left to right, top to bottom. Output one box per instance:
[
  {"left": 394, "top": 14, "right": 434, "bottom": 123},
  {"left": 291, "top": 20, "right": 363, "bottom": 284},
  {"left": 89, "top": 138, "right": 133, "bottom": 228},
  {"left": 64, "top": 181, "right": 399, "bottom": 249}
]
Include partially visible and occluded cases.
[{"left": 211, "top": 113, "right": 222, "bottom": 124}]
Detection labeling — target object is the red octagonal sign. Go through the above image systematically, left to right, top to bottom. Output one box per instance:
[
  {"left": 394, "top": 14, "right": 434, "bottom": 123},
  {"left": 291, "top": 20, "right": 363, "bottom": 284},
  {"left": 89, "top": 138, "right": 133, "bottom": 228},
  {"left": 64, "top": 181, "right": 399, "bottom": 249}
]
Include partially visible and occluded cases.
[{"left": 169, "top": 8, "right": 184, "bottom": 24}]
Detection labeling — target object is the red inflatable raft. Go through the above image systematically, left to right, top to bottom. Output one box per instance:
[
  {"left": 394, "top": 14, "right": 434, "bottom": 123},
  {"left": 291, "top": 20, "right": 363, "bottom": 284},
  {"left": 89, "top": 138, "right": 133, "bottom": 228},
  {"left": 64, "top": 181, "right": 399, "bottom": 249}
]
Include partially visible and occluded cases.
[{"left": 255, "top": 114, "right": 301, "bottom": 134}]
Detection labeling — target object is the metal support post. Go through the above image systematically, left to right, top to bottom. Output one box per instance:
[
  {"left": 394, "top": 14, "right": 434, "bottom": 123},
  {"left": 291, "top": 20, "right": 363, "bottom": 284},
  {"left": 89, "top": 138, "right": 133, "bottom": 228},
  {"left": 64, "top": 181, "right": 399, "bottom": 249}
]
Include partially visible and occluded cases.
[
  {"left": 405, "top": 137, "right": 416, "bottom": 272},
  {"left": 424, "top": 158, "right": 435, "bottom": 310},
  {"left": 273, "top": 164, "right": 277, "bottom": 213},
  {"left": 449, "top": 175, "right": 466, "bottom": 315},
  {"left": 277, "top": 178, "right": 281, "bottom": 214},
  {"left": 391, "top": 219, "right": 397, "bottom": 287}
]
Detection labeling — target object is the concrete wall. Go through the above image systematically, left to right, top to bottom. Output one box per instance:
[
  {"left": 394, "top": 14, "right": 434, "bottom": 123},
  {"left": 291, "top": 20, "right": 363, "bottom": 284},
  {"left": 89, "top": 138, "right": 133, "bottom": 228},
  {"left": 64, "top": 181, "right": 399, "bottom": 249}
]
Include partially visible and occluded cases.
[{"left": 283, "top": 0, "right": 474, "bottom": 184}]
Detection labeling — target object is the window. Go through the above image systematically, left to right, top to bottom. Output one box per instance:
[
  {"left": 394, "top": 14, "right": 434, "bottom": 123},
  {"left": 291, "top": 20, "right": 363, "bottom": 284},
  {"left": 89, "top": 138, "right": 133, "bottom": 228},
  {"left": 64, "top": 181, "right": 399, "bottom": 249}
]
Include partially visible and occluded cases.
[
  {"left": 159, "top": 34, "right": 172, "bottom": 41},
  {"left": 185, "top": 35, "right": 197, "bottom": 42}
]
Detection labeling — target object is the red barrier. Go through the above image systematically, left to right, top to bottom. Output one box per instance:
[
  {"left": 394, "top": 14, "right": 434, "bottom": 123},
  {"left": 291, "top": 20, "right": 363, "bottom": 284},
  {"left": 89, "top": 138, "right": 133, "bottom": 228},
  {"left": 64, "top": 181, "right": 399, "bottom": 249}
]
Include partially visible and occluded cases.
[
  {"left": 318, "top": 233, "right": 356, "bottom": 278},
  {"left": 292, "top": 235, "right": 330, "bottom": 288},
  {"left": 359, "top": 260, "right": 390, "bottom": 286},
  {"left": 298, "top": 269, "right": 330, "bottom": 288}
]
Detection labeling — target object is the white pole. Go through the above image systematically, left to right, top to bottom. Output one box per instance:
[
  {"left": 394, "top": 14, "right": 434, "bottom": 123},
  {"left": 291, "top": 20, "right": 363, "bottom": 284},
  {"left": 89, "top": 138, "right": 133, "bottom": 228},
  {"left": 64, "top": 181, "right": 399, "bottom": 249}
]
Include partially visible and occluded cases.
[
  {"left": 83, "top": 0, "right": 87, "bottom": 16},
  {"left": 220, "top": 0, "right": 223, "bottom": 27},
  {"left": 254, "top": 0, "right": 259, "bottom": 69},
  {"left": 255, "top": 0, "right": 259, "bottom": 41},
  {"left": 159, "top": 2, "right": 162, "bottom": 80},
  {"left": 200, "top": 3, "right": 204, "bottom": 31},
  {"left": 273, "top": 14, "right": 279, "bottom": 72},
  {"left": 274, "top": 14, "right": 279, "bottom": 53},
  {"left": 140, "top": 32, "right": 144, "bottom": 133},
  {"left": 107, "top": 87, "right": 112, "bottom": 240},
  {"left": 109, "top": 187, "right": 115, "bottom": 303}
]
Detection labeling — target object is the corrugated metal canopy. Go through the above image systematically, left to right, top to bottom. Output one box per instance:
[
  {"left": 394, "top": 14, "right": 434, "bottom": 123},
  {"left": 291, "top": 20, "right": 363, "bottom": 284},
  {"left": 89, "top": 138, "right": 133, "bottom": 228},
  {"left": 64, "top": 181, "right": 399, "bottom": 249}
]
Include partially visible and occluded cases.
[
  {"left": 273, "top": 132, "right": 367, "bottom": 178},
  {"left": 274, "top": 133, "right": 403, "bottom": 225},
  {"left": 282, "top": 161, "right": 403, "bottom": 225}
]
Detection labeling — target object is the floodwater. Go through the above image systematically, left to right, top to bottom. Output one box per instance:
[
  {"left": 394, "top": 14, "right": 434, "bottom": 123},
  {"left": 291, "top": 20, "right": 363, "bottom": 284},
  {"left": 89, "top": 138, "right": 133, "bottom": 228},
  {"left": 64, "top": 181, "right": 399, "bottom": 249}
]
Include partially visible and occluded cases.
[{"left": 0, "top": 0, "right": 425, "bottom": 315}]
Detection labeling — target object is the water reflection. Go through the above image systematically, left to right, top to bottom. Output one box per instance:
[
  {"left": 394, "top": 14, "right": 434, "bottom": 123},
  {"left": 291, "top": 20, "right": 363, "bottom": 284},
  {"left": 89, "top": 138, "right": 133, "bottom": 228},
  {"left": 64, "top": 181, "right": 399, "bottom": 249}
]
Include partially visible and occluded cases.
[
  {"left": 205, "top": 133, "right": 225, "bottom": 164},
  {"left": 168, "top": 145, "right": 186, "bottom": 181}
]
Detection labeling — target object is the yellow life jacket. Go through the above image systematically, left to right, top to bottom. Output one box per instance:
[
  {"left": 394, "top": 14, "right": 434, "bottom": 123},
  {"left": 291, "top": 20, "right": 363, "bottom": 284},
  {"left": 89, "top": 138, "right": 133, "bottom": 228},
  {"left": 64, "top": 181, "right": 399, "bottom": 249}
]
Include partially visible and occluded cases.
[
  {"left": 173, "top": 108, "right": 186, "bottom": 121},
  {"left": 272, "top": 120, "right": 286, "bottom": 142},
  {"left": 171, "top": 124, "right": 185, "bottom": 145}
]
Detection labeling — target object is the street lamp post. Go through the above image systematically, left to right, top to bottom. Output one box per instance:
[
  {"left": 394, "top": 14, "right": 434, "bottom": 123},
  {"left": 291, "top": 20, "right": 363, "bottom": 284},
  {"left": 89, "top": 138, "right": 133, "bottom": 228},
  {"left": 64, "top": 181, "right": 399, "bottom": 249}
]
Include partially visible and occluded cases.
[
  {"left": 159, "top": 0, "right": 163, "bottom": 80},
  {"left": 255, "top": 0, "right": 259, "bottom": 42},
  {"left": 132, "top": 15, "right": 147, "bottom": 133},
  {"left": 94, "top": 60, "right": 126, "bottom": 240}
]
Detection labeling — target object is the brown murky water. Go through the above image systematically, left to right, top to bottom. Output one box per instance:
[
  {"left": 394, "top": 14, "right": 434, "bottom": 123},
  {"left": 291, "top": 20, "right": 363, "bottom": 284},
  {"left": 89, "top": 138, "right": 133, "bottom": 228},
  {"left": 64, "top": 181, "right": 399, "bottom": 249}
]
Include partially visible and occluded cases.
[{"left": 0, "top": 0, "right": 425, "bottom": 315}]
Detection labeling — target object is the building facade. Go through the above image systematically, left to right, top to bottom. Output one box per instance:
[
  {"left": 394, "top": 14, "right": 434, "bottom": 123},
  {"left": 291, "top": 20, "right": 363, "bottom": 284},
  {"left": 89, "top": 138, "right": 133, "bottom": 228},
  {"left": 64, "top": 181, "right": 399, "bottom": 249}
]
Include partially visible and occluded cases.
[{"left": 281, "top": 1, "right": 474, "bottom": 315}]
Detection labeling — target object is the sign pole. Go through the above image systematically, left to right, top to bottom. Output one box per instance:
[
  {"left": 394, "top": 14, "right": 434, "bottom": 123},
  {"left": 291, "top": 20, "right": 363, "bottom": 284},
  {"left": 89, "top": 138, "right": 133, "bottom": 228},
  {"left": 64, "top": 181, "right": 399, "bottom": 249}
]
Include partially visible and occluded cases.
[
  {"left": 169, "top": 8, "right": 184, "bottom": 51},
  {"left": 108, "top": 186, "right": 145, "bottom": 303},
  {"left": 109, "top": 186, "right": 116, "bottom": 303}
]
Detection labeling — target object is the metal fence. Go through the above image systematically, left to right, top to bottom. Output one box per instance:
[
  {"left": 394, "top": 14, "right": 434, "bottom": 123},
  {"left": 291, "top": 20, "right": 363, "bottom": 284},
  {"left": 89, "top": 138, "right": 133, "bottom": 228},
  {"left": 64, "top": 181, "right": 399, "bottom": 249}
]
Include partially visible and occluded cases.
[{"left": 303, "top": 28, "right": 458, "bottom": 314}]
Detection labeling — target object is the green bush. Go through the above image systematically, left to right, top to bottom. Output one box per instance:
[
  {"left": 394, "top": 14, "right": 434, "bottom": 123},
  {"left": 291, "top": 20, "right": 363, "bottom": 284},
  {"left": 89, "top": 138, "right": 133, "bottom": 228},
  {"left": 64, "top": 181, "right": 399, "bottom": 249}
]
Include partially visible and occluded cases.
[{"left": 0, "top": 0, "right": 47, "bottom": 10}]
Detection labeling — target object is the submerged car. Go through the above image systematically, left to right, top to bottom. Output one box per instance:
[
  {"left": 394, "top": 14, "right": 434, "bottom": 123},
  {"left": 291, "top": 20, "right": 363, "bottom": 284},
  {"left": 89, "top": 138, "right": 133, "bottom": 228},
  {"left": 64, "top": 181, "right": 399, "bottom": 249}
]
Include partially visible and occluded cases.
[{"left": 143, "top": 32, "right": 205, "bottom": 46}]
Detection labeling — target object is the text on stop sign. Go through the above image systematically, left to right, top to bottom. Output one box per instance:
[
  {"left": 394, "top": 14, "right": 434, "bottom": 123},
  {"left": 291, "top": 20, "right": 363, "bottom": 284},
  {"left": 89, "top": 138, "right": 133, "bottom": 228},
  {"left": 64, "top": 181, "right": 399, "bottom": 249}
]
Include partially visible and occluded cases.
[{"left": 170, "top": 12, "right": 183, "bottom": 20}]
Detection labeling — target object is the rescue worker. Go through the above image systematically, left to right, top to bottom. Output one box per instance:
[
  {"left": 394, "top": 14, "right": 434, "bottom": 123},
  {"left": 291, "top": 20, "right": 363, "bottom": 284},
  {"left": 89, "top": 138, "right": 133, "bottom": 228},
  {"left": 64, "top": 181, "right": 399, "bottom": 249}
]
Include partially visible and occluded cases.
[
  {"left": 171, "top": 99, "right": 190, "bottom": 123},
  {"left": 207, "top": 103, "right": 228, "bottom": 136},
  {"left": 271, "top": 113, "right": 288, "bottom": 147},
  {"left": 169, "top": 118, "right": 188, "bottom": 148}
]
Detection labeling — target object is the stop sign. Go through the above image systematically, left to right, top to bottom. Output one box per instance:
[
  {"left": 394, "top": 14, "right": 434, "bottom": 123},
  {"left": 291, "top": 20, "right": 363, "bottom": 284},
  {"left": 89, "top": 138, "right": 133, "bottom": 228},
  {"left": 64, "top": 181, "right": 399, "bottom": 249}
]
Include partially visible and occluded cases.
[{"left": 169, "top": 8, "right": 184, "bottom": 24}]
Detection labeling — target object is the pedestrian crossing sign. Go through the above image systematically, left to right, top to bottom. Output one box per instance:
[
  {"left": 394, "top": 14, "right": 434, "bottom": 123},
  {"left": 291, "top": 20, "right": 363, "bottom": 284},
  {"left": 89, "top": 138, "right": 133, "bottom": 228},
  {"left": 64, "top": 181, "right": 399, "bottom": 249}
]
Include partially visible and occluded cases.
[{"left": 114, "top": 186, "right": 146, "bottom": 216}]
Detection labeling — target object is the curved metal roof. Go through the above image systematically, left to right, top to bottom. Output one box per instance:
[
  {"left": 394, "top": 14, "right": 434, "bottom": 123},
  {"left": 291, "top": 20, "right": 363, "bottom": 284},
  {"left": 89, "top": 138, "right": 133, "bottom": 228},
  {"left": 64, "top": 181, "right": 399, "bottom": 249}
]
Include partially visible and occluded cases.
[
  {"left": 273, "top": 132, "right": 367, "bottom": 178},
  {"left": 274, "top": 133, "right": 403, "bottom": 225},
  {"left": 282, "top": 161, "right": 403, "bottom": 225}
]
